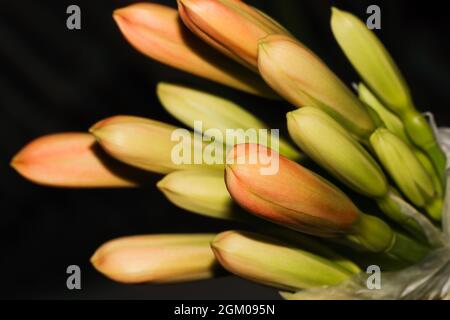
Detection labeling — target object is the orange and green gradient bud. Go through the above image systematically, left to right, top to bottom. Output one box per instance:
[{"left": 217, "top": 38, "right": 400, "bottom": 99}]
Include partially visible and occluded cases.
[
  {"left": 177, "top": 0, "right": 291, "bottom": 70},
  {"left": 114, "top": 3, "right": 276, "bottom": 98},
  {"left": 258, "top": 34, "right": 376, "bottom": 141},
  {"left": 90, "top": 115, "right": 225, "bottom": 173},
  {"left": 91, "top": 234, "right": 219, "bottom": 283}
]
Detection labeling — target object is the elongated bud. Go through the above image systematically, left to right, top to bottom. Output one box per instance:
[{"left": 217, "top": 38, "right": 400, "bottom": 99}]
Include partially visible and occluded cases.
[
  {"left": 177, "top": 0, "right": 291, "bottom": 69},
  {"left": 113, "top": 3, "right": 276, "bottom": 98},
  {"left": 331, "top": 8, "right": 446, "bottom": 177},
  {"left": 331, "top": 8, "right": 412, "bottom": 113},
  {"left": 258, "top": 34, "right": 375, "bottom": 140},
  {"left": 157, "top": 82, "right": 302, "bottom": 160},
  {"left": 358, "top": 83, "right": 410, "bottom": 143},
  {"left": 359, "top": 83, "right": 443, "bottom": 198},
  {"left": 287, "top": 107, "right": 387, "bottom": 198},
  {"left": 403, "top": 111, "right": 446, "bottom": 181},
  {"left": 90, "top": 115, "right": 224, "bottom": 173},
  {"left": 370, "top": 128, "right": 442, "bottom": 219},
  {"left": 10, "top": 133, "right": 146, "bottom": 187},
  {"left": 225, "top": 144, "right": 429, "bottom": 262},
  {"left": 226, "top": 144, "right": 359, "bottom": 237},
  {"left": 413, "top": 149, "right": 443, "bottom": 198},
  {"left": 157, "top": 169, "right": 237, "bottom": 220},
  {"left": 212, "top": 231, "right": 352, "bottom": 291},
  {"left": 91, "top": 234, "right": 219, "bottom": 283}
]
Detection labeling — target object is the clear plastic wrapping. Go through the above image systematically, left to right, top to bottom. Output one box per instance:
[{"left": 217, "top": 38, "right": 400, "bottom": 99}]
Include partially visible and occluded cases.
[{"left": 283, "top": 116, "right": 450, "bottom": 300}]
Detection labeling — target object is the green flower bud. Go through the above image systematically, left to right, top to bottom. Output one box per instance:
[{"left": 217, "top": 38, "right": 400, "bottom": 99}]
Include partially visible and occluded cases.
[
  {"left": 331, "top": 8, "right": 446, "bottom": 178},
  {"left": 331, "top": 8, "right": 412, "bottom": 113},
  {"left": 157, "top": 82, "right": 302, "bottom": 160},
  {"left": 359, "top": 83, "right": 443, "bottom": 199},
  {"left": 287, "top": 107, "right": 387, "bottom": 197},
  {"left": 370, "top": 128, "right": 441, "bottom": 219},
  {"left": 157, "top": 169, "right": 236, "bottom": 220},
  {"left": 212, "top": 230, "right": 353, "bottom": 291}
]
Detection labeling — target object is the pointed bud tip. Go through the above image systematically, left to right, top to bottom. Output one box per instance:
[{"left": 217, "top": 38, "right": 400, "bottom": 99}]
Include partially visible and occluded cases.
[
  {"left": 112, "top": 6, "right": 138, "bottom": 29},
  {"left": 331, "top": 6, "right": 342, "bottom": 16},
  {"left": 330, "top": 7, "right": 351, "bottom": 23},
  {"left": 112, "top": 8, "right": 125, "bottom": 20},
  {"left": 156, "top": 82, "right": 176, "bottom": 100},
  {"left": 89, "top": 116, "right": 125, "bottom": 138},
  {"left": 89, "top": 119, "right": 107, "bottom": 134},
  {"left": 10, "top": 146, "right": 37, "bottom": 181},
  {"left": 10, "top": 155, "right": 23, "bottom": 173},
  {"left": 155, "top": 178, "right": 166, "bottom": 191},
  {"left": 211, "top": 230, "right": 234, "bottom": 248},
  {"left": 90, "top": 251, "right": 101, "bottom": 268}
]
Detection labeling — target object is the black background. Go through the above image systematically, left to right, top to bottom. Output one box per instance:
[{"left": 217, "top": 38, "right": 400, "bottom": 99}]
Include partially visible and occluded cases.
[{"left": 1, "top": 0, "right": 449, "bottom": 299}]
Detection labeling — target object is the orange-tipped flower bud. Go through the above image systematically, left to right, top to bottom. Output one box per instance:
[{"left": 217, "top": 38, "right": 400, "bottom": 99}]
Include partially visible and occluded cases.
[
  {"left": 177, "top": 0, "right": 291, "bottom": 69},
  {"left": 114, "top": 3, "right": 276, "bottom": 98},
  {"left": 90, "top": 115, "right": 225, "bottom": 173},
  {"left": 11, "top": 133, "right": 144, "bottom": 187},
  {"left": 225, "top": 144, "right": 359, "bottom": 237},
  {"left": 91, "top": 234, "right": 219, "bottom": 283}
]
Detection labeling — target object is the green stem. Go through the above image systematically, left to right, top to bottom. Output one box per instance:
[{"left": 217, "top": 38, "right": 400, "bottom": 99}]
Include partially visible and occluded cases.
[
  {"left": 403, "top": 110, "right": 446, "bottom": 181},
  {"left": 423, "top": 142, "right": 447, "bottom": 182},
  {"left": 414, "top": 149, "right": 443, "bottom": 198},
  {"left": 376, "top": 189, "right": 427, "bottom": 242},
  {"left": 425, "top": 197, "right": 443, "bottom": 221},
  {"left": 347, "top": 213, "right": 430, "bottom": 263},
  {"left": 347, "top": 213, "right": 394, "bottom": 253},
  {"left": 386, "top": 232, "right": 430, "bottom": 264}
]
